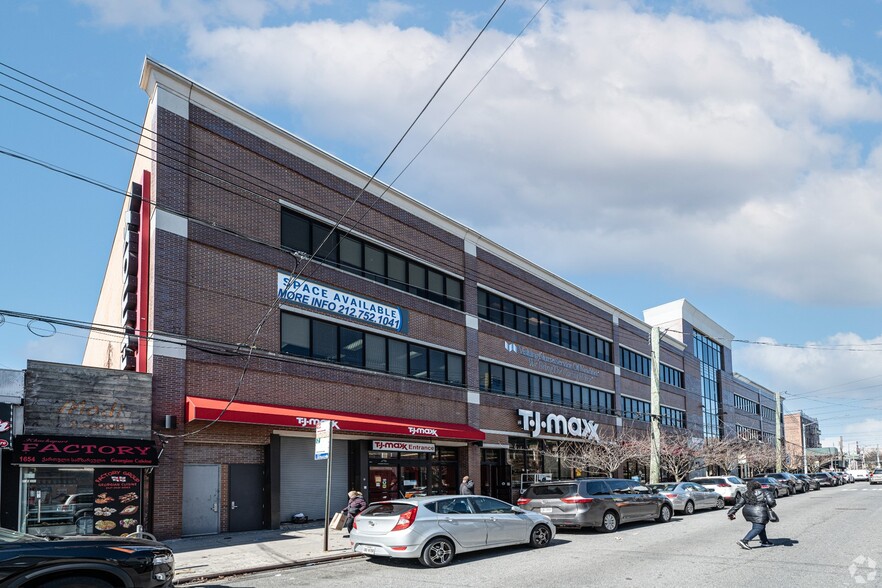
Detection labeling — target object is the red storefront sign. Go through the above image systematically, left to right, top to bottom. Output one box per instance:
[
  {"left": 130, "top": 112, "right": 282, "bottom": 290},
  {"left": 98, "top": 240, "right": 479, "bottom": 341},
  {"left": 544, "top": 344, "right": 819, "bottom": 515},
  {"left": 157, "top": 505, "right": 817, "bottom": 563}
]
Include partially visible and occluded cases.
[{"left": 186, "top": 396, "right": 485, "bottom": 441}]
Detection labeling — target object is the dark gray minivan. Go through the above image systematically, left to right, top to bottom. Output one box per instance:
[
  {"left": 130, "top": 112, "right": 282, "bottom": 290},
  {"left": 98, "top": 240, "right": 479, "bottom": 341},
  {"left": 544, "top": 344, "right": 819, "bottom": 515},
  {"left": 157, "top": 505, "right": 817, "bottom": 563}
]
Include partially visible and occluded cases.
[{"left": 516, "top": 478, "right": 673, "bottom": 532}]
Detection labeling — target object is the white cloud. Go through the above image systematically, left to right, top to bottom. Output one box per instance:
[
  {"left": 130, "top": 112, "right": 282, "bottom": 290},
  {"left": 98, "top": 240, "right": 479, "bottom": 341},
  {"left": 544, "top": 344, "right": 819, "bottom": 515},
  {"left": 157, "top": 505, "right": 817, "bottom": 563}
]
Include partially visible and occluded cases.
[
  {"left": 367, "top": 1, "right": 412, "bottom": 24},
  {"left": 82, "top": 2, "right": 882, "bottom": 305}
]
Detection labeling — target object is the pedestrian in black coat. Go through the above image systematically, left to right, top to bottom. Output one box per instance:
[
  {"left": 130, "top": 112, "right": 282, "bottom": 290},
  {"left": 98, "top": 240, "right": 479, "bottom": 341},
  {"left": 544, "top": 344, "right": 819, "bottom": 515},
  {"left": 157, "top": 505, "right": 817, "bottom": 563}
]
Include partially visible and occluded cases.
[{"left": 727, "top": 480, "right": 777, "bottom": 549}]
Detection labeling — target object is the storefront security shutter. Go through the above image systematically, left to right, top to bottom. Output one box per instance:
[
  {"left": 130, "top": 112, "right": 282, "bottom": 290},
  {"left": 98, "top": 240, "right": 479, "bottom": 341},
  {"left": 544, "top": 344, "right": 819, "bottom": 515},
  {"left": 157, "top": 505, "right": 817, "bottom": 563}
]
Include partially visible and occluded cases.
[{"left": 279, "top": 437, "right": 349, "bottom": 522}]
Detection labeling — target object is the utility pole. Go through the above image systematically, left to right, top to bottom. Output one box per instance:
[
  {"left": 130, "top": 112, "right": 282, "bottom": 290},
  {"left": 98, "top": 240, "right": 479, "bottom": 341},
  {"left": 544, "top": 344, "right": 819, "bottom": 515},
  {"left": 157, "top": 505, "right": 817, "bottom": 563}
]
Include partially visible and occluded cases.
[
  {"left": 649, "top": 326, "right": 661, "bottom": 484},
  {"left": 775, "top": 392, "right": 783, "bottom": 472},
  {"left": 801, "top": 418, "right": 808, "bottom": 475},
  {"left": 839, "top": 436, "right": 844, "bottom": 470}
]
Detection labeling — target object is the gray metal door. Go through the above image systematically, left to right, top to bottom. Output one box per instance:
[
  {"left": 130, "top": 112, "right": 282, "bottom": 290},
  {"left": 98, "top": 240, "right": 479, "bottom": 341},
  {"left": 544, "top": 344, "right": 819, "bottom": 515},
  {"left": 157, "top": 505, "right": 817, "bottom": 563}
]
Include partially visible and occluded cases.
[
  {"left": 229, "top": 464, "right": 264, "bottom": 532},
  {"left": 182, "top": 465, "right": 220, "bottom": 536}
]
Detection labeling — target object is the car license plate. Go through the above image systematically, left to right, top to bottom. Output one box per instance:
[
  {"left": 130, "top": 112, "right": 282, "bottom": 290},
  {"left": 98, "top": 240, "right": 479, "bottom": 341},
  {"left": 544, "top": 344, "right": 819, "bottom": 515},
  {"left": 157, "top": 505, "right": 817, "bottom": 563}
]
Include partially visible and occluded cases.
[
  {"left": 540, "top": 507, "right": 552, "bottom": 513},
  {"left": 360, "top": 545, "right": 376, "bottom": 555}
]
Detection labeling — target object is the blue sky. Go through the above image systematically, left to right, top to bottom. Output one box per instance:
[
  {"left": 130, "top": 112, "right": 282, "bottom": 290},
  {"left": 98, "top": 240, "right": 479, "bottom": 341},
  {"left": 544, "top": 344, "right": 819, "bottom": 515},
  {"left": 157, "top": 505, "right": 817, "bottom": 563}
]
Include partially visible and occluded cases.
[{"left": 2, "top": 0, "right": 882, "bottom": 455}]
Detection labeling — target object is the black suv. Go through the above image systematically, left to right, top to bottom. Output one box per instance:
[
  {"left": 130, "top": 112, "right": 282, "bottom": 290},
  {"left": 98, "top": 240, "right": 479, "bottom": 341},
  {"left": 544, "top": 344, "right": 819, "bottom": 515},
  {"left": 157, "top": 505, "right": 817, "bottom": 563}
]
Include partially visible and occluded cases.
[
  {"left": 517, "top": 478, "right": 674, "bottom": 532},
  {"left": 0, "top": 526, "right": 174, "bottom": 587}
]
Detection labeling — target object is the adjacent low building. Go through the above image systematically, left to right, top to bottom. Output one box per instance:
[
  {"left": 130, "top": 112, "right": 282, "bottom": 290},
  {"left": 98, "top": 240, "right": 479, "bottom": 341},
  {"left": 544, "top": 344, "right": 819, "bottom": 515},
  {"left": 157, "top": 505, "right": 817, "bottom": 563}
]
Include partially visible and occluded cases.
[{"left": 81, "top": 58, "right": 783, "bottom": 539}]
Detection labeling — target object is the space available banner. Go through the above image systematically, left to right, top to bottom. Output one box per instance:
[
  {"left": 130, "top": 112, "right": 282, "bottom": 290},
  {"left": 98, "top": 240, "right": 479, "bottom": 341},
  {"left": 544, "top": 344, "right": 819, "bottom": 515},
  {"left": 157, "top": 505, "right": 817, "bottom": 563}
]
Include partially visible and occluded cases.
[{"left": 92, "top": 469, "right": 143, "bottom": 536}]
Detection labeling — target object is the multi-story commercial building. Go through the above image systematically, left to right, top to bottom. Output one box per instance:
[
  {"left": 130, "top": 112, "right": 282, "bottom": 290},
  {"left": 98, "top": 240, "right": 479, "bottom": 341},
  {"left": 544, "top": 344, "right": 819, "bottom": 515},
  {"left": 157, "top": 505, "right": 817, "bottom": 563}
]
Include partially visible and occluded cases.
[
  {"left": 83, "top": 59, "right": 781, "bottom": 539},
  {"left": 784, "top": 411, "right": 821, "bottom": 471}
]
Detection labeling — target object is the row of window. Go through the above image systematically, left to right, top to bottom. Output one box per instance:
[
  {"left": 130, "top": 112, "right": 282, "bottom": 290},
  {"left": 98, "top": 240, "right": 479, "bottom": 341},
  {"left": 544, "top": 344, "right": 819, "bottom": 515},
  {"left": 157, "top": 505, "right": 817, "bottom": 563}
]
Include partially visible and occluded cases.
[
  {"left": 281, "top": 209, "right": 463, "bottom": 310},
  {"left": 478, "top": 289, "right": 612, "bottom": 362},
  {"left": 280, "top": 312, "right": 464, "bottom": 386},
  {"left": 619, "top": 347, "right": 684, "bottom": 389},
  {"left": 479, "top": 360, "right": 615, "bottom": 415},
  {"left": 734, "top": 394, "right": 759, "bottom": 414},
  {"left": 620, "top": 396, "right": 686, "bottom": 429},
  {"left": 760, "top": 405, "right": 776, "bottom": 422},
  {"left": 736, "top": 424, "right": 763, "bottom": 441}
]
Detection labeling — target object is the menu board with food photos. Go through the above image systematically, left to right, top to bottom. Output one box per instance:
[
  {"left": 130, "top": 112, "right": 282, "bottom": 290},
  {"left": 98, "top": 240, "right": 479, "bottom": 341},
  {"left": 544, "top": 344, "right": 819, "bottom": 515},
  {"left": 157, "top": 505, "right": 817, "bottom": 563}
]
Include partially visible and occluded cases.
[{"left": 92, "top": 469, "right": 142, "bottom": 536}]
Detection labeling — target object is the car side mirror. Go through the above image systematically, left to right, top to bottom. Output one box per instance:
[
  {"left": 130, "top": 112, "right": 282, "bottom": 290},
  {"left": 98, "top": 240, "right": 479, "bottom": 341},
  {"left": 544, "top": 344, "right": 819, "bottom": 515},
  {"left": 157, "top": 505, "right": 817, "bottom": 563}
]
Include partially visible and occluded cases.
[{"left": 511, "top": 506, "right": 525, "bottom": 514}]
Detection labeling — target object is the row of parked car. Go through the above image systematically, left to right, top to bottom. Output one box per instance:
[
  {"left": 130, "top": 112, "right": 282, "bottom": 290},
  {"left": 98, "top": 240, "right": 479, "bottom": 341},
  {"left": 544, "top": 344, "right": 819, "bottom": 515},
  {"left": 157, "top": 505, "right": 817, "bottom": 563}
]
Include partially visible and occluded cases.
[{"left": 349, "top": 469, "right": 869, "bottom": 567}]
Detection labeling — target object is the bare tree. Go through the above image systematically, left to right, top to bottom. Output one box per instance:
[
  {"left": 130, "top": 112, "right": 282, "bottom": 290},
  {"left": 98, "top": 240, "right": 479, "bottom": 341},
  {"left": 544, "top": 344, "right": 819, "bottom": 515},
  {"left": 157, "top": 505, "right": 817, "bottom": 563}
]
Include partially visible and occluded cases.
[
  {"left": 544, "top": 427, "right": 648, "bottom": 478},
  {"left": 658, "top": 429, "right": 700, "bottom": 481},
  {"left": 700, "top": 437, "right": 743, "bottom": 476},
  {"left": 745, "top": 441, "right": 776, "bottom": 474}
]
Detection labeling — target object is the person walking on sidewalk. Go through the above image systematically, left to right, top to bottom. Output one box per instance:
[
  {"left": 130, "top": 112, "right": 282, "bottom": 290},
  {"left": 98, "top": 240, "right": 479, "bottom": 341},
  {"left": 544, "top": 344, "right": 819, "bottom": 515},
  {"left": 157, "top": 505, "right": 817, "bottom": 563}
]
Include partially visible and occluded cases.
[
  {"left": 459, "top": 475, "right": 474, "bottom": 495},
  {"left": 727, "top": 480, "right": 777, "bottom": 550},
  {"left": 342, "top": 490, "right": 366, "bottom": 536}
]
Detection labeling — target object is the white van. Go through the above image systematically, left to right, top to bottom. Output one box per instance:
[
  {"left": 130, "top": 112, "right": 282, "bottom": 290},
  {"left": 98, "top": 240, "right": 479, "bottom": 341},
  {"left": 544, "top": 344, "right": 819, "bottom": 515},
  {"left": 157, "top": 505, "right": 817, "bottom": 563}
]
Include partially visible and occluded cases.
[{"left": 847, "top": 469, "right": 869, "bottom": 481}]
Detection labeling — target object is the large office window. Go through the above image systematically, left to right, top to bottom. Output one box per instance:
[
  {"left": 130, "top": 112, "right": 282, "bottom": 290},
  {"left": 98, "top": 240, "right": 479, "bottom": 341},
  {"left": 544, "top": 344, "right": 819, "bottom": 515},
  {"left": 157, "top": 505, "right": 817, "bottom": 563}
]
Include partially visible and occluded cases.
[
  {"left": 281, "top": 209, "right": 463, "bottom": 310},
  {"left": 477, "top": 289, "right": 612, "bottom": 364},
  {"left": 281, "top": 311, "right": 464, "bottom": 386},
  {"left": 693, "top": 330, "right": 722, "bottom": 439},
  {"left": 620, "top": 347, "right": 684, "bottom": 389},
  {"left": 478, "top": 360, "right": 614, "bottom": 415},
  {"left": 621, "top": 396, "right": 685, "bottom": 429}
]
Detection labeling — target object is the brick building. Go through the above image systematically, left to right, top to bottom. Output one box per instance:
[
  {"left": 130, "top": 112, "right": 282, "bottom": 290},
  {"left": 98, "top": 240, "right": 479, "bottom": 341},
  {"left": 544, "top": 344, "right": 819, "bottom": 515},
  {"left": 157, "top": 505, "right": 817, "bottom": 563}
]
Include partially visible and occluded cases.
[{"left": 83, "top": 59, "right": 781, "bottom": 539}]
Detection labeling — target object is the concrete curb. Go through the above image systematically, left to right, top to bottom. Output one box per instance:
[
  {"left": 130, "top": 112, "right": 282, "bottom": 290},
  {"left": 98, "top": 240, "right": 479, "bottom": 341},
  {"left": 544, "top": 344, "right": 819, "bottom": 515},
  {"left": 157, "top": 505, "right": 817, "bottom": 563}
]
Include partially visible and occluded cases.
[{"left": 173, "top": 551, "right": 365, "bottom": 585}]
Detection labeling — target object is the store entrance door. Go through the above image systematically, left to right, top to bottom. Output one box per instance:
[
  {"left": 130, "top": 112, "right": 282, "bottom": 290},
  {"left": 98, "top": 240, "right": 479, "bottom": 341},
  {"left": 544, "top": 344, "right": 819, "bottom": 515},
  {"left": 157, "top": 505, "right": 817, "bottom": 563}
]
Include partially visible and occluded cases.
[{"left": 368, "top": 465, "right": 398, "bottom": 502}]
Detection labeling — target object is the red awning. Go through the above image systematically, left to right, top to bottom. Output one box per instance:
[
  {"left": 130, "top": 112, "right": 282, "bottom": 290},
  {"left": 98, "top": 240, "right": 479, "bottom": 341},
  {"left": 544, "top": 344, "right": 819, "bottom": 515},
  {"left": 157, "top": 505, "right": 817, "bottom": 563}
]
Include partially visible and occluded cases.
[{"left": 186, "top": 396, "right": 485, "bottom": 442}]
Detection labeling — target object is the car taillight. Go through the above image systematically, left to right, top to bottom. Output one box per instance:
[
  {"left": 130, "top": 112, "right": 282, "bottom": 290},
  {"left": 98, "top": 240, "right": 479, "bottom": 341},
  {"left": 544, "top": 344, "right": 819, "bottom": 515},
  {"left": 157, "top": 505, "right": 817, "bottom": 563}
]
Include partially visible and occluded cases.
[
  {"left": 717, "top": 483, "right": 730, "bottom": 487},
  {"left": 664, "top": 494, "right": 678, "bottom": 499},
  {"left": 561, "top": 496, "right": 593, "bottom": 504},
  {"left": 516, "top": 498, "right": 531, "bottom": 506},
  {"left": 391, "top": 506, "right": 418, "bottom": 531},
  {"left": 352, "top": 515, "right": 358, "bottom": 530}
]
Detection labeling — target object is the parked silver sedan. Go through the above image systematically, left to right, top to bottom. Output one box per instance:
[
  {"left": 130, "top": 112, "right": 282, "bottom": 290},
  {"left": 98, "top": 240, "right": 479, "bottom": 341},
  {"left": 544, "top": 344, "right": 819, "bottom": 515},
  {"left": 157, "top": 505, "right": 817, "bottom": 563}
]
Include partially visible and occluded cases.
[
  {"left": 649, "top": 482, "right": 725, "bottom": 514},
  {"left": 350, "top": 495, "right": 555, "bottom": 567}
]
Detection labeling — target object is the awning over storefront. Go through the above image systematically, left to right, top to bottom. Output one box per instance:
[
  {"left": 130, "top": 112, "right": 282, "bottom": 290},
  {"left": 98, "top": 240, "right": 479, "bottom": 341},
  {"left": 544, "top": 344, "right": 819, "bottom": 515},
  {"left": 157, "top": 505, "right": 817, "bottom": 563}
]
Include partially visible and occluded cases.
[{"left": 186, "top": 396, "right": 485, "bottom": 441}]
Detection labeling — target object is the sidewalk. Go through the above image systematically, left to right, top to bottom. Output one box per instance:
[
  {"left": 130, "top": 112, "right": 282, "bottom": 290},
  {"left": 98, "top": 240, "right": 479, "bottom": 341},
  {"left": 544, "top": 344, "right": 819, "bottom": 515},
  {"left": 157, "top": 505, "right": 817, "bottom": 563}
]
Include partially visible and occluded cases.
[{"left": 165, "top": 522, "right": 362, "bottom": 585}]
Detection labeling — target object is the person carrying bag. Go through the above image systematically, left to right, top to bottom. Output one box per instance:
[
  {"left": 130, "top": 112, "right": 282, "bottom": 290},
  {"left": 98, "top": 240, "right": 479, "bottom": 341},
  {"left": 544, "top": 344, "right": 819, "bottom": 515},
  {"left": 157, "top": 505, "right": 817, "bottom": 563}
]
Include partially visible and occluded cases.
[
  {"left": 727, "top": 480, "right": 777, "bottom": 549},
  {"left": 342, "top": 490, "right": 366, "bottom": 536}
]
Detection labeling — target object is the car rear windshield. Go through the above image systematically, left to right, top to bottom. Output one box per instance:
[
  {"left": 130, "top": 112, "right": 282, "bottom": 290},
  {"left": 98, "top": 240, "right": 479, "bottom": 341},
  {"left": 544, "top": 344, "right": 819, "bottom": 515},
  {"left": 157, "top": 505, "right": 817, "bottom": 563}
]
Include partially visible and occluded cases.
[
  {"left": 874, "top": 469, "right": 882, "bottom": 474},
  {"left": 524, "top": 483, "right": 577, "bottom": 498},
  {"left": 360, "top": 503, "right": 416, "bottom": 517}
]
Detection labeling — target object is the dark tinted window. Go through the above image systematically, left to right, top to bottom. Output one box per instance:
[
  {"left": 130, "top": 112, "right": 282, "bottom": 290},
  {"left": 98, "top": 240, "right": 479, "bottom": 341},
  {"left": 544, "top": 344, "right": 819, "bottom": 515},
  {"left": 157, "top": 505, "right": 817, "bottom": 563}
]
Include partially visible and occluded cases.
[
  {"left": 281, "top": 210, "right": 310, "bottom": 252},
  {"left": 280, "top": 313, "right": 310, "bottom": 356},
  {"left": 312, "top": 321, "right": 338, "bottom": 361},
  {"left": 339, "top": 327, "right": 363, "bottom": 367},
  {"left": 693, "top": 478, "right": 724, "bottom": 485},
  {"left": 607, "top": 480, "right": 631, "bottom": 493},
  {"left": 583, "top": 481, "right": 610, "bottom": 495},
  {"left": 525, "top": 483, "right": 577, "bottom": 498},
  {"left": 431, "top": 498, "right": 473, "bottom": 515}
]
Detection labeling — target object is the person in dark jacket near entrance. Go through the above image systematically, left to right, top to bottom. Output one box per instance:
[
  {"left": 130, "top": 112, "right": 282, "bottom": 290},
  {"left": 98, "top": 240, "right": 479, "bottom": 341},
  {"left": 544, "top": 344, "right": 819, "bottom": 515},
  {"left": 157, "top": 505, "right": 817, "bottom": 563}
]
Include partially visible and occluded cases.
[
  {"left": 459, "top": 475, "right": 474, "bottom": 495},
  {"left": 727, "top": 480, "right": 777, "bottom": 549},
  {"left": 342, "top": 490, "right": 366, "bottom": 535}
]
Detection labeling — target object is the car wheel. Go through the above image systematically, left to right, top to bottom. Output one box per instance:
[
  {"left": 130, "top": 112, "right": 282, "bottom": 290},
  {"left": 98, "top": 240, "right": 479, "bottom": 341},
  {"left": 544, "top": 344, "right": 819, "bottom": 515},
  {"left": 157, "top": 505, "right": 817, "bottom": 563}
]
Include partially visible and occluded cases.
[
  {"left": 715, "top": 497, "right": 725, "bottom": 509},
  {"left": 684, "top": 501, "right": 695, "bottom": 515},
  {"left": 656, "top": 504, "right": 672, "bottom": 523},
  {"left": 599, "top": 510, "right": 619, "bottom": 533},
  {"left": 529, "top": 524, "right": 552, "bottom": 548},
  {"left": 420, "top": 537, "right": 454, "bottom": 568},
  {"left": 40, "top": 577, "right": 114, "bottom": 588}
]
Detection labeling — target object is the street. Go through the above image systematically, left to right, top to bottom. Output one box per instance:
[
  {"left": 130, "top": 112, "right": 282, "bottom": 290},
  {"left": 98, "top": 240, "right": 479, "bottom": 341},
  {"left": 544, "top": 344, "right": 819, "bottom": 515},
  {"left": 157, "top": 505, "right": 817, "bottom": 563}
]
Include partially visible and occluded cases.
[{"left": 187, "top": 485, "right": 882, "bottom": 588}]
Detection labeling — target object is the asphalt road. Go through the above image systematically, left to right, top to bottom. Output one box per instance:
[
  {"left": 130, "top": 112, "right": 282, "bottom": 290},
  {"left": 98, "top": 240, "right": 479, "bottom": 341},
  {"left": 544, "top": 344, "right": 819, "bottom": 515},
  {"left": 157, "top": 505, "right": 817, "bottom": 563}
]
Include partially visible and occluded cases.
[{"left": 192, "top": 484, "right": 882, "bottom": 588}]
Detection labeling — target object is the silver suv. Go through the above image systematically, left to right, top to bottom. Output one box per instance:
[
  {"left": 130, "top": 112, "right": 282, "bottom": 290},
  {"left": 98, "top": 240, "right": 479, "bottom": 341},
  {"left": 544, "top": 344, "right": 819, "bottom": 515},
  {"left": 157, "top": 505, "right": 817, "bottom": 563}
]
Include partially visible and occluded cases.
[
  {"left": 870, "top": 469, "right": 882, "bottom": 485},
  {"left": 517, "top": 478, "right": 673, "bottom": 532}
]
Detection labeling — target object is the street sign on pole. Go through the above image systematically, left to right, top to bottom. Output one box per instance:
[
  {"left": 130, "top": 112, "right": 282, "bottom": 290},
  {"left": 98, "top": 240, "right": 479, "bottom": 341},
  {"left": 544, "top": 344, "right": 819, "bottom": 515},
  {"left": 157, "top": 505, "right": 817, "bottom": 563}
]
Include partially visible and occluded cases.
[
  {"left": 315, "top": 420, "right": 330, "bottom": 460},
  {"left": 316, "top": 420, "right": 334, "bottom": 552}
]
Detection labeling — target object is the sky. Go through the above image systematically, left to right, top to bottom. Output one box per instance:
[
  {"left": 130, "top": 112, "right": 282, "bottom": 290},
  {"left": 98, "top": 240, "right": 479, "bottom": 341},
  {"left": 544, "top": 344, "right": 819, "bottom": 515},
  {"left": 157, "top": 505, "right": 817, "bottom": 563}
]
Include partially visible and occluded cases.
[{"left": 2, "top": 0, "right": 882, "bottom": 457}]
